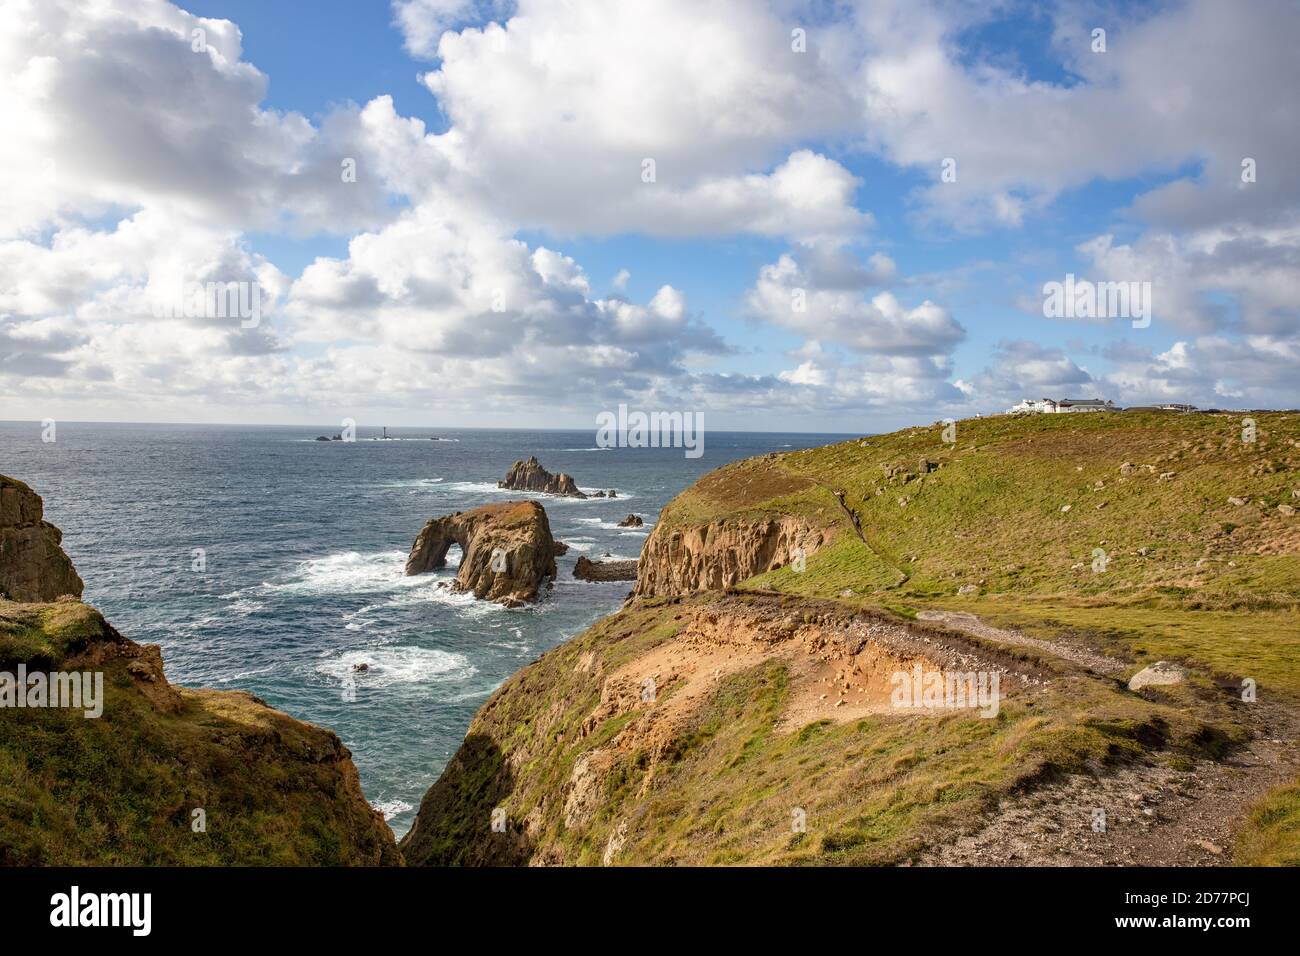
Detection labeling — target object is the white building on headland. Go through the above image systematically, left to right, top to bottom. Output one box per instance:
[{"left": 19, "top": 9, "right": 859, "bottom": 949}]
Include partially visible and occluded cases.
[
  {"left": 1007, "top": 397, "right": 1117, "bottom": 414},
  {"left": 1008, "top": 398, "right": 1059, "bottom": 414}
]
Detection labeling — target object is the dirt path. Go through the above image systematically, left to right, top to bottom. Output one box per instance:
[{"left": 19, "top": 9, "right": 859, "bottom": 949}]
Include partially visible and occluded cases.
[
  {"left": 811, "top": 479, "right": 910, "bottom": 588},
  {"left": 904, "top": 605, "right": 1300, "bottom": 866},
  {"left": 916, "top": 609, "right": 1128, "bottom": 676},
  {"left": 915, "top": 698, "right": 1300, "bottom": 865}
]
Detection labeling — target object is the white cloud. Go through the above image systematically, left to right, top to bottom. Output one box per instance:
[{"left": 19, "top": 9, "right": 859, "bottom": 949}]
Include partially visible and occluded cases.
[
  {"left": 0, "top": 0, "right": 407, "bottom": 240},
  {"left": 412, "top": 0, "right": 865, "bottom": 240},
  {"left": 852, "top": 0, "right": 1300, "bottom": 232},
  {"left": 747, "top": 251, "right": 964, "bottom": 356}
]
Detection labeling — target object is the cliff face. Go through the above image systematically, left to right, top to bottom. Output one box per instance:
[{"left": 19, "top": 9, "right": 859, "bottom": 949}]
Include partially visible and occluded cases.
[
  {"left": 498, "top": 456, "right": 586, "bottom": 498},
  {"left": 0, "top": 473, "right": 400, "bottom": 866},
  {"left": 0, "top": 476, "right": 83, "bottom": 602},
  {"left": 406, "top": 500, "right": 557, "bottom": 606},
  {"left": 634, "top": 515, "right": 831, "bottom": 597}
]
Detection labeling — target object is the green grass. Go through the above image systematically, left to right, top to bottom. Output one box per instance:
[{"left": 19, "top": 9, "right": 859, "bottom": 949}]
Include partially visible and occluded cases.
[
  {"left": 0, "top": 599, "right": 399, "bottom": 866},
  {"left": 1236, "top": 781, "right": 1300, "bottom": 866}
]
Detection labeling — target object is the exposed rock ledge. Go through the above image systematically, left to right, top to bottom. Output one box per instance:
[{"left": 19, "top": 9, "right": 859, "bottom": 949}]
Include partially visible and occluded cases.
[
  {"left": 498, "top": 456, "right": 588, "bottom": 498},
  {"left": 0, "top": 475, "right": 84, "bottom": 602},
  {"left": 405, "top": 500, "right": 557, "bottom": 606},
  {"left": 633, "top": 515, "right": 832, "bottom": 597},
  {"left": 573, "top": 556, "right": 638, "bottom": 582}
]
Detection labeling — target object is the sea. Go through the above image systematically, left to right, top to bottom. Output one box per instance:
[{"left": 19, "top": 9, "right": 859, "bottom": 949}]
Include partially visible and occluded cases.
[{"left": 0, "top": 421, "right": 848, "bottom": 837}]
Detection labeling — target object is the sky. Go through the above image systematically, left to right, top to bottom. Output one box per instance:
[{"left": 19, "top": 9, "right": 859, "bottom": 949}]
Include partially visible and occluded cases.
[{"left": 1, "top": 0, "right": 1297, "bottom": 432}]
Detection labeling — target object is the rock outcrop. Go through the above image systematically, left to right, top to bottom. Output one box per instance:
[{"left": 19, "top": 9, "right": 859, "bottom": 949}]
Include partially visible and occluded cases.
[
  {"left": 498, "top": 457, "right": 587, "bottom": 498},
  {"left": 0, "top": 474, "right": 400, "bottom": 866},
  {"left": 0, "top": 476, "right": 83, "bottom": 603},
  {"left": 405, "top": 500, "right": 558, "bottom": 606},
  {"left": 617, "top": 514, "right": 644, "bottom": 527},
  {"left": 634, "top": 515, "right": 831, "bottom": 597},
  {"left": 573, "top": 556, "right": 638, "bottom": 582}
]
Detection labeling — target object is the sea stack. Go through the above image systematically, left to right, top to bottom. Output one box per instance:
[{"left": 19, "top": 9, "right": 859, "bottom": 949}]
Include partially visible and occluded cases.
[
  {"left": 497, "top": 456, "right": 589, "bottom": 498},
  {"left": 406, "top": 500, "right": 559, "bottom": 606}
]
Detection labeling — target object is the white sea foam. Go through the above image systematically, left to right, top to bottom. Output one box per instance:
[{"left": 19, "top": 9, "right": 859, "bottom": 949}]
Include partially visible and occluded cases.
[
  {"left": 376, "top": 477, "right": 444, "bottom": 489},
  {"left": 440, "top": 480, "right": 633, "bottom": 502},
  {"left": 440, "top": 480, "right": 513, "bottom": 495},
  {"left": 578, "top": 487, "right": 634, "bottom": 500},
  {"left": 574, "top": 516, "right": 650, "bottom": 531},
  {"left": 254, "top": 549, "right": 513, "bottom": 624},
  {"left": 264, "top": 550, "right": 447, "bottom": 597},
  {"left": 225, "top": 599, "right": 265, "bottom": 616},
  {"left": 315, "top": 645, "right": 477, "bottom": 688},
  {"left": 207, "top": 664, "right": 276, "bottom": 684},
  {"left": 371, "top": 799, "right": 415, "bottom": 820}
]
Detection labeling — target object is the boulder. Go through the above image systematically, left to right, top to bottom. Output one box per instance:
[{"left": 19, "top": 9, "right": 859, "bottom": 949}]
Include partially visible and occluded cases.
[
  {"left": 497, "top": 456, "right": 586, "bottom": 498},
  {"left": 0, "top": 475, "right": 84, "bottom": 603},
  {"left": 406, "top": 500, "right": 558, "bottom": 606},
  {"left": 617, "top": 514, "right": 644, "bottom": 528},
  {"left": 1128, "top": 661, "right": 1187, "bottom": 692}
]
